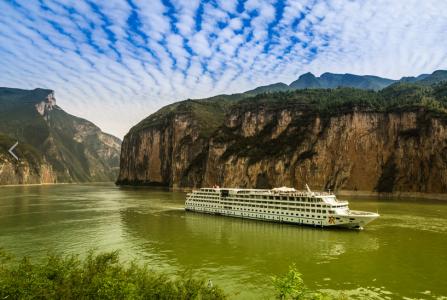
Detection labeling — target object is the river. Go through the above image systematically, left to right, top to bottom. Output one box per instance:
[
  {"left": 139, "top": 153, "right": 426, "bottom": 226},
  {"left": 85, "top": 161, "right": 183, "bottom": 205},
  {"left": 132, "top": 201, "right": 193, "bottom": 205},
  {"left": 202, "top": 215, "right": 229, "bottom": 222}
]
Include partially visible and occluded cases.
[{"left": 0, "top": 183, "right": 446, "bottom": 299}]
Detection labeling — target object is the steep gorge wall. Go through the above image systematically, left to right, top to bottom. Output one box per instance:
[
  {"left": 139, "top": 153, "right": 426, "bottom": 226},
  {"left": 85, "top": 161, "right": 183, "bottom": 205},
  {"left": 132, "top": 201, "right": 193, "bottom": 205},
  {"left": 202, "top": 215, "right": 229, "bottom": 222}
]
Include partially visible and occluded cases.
[
  {"left": 0, "top": 88, "right": 122, "bottom": 184},
  {"left": 117, "top": 108, "right": 447, "bottom": 193},
  {"left": 118, "top": 114, "right": 208, "bottom": 186},
  {"left": 0, "top": 156, "right": 56, "bottom": 185}
]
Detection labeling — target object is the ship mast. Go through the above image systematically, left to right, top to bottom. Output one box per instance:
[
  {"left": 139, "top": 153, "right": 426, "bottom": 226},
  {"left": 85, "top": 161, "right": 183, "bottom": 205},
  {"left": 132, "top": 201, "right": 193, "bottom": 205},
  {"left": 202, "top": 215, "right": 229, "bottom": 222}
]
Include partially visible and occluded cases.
[{"left": 305, "top": 184, "right": 312, "bottom": 193}]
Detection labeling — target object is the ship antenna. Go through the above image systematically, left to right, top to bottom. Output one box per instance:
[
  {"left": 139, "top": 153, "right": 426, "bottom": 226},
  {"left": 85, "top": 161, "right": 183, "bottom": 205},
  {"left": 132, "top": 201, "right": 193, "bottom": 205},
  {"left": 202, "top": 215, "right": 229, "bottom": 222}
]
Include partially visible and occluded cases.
[{"left": 305, "top": 184, "right": 312, "bottom": 193}]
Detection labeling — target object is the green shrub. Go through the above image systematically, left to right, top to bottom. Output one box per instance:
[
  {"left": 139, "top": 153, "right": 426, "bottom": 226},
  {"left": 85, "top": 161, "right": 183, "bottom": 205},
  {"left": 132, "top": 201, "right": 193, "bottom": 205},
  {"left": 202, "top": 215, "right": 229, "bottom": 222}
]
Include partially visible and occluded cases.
[
  {"left": 0, "top": 250, "right": 226, "bottom": 299},
  {"left": 272, "top": 265, "right": 348, "bottom": 300}
]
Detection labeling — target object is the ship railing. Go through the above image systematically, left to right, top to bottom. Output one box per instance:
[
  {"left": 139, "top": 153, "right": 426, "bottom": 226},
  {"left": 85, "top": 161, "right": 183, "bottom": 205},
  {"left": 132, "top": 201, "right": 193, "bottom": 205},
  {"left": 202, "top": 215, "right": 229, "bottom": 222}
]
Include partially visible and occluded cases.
[
  {"left": 272, "top": 192, "right": 334, "bottom": 197},
  {"left": 311, "top": 192, "right": 334, "bottom": 196},
  {"left": 348, "top": 210, "right": 378, "bottom": 216}
]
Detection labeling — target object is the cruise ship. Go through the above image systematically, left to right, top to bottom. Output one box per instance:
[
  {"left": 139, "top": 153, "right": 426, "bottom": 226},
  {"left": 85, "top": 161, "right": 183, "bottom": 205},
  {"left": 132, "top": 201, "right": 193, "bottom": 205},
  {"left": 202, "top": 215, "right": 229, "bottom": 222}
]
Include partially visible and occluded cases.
[{"left": 185, "top": 185, "right": 379, "bottom": 229}]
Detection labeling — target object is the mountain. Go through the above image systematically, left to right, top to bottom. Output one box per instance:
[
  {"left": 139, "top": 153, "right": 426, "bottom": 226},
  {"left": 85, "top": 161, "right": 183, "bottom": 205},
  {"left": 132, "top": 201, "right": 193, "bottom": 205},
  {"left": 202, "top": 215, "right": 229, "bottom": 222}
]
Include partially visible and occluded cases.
[
  {"left": 244, "top": 70, "right": 447, "bottom": 94},
  {"left": 415, "top": 70, "right": 447, "bottom": 85},
  {"left": 289, "top": 72, "right": 396, "bottom": 90},
  {"left": 289, "top": 72, "right": 322, "bottom": 89},
  {"left": 399, "top": 74, "right": 430, "bottom": 83},
  {"left": 117, "top": 76, "right": 447, "bottom": 194},
  {"left": 245, "top": 82, "right": 290, "bottom": 95},
  {"left": 0, "top": 87, "right": 121, "bottom": 184}
]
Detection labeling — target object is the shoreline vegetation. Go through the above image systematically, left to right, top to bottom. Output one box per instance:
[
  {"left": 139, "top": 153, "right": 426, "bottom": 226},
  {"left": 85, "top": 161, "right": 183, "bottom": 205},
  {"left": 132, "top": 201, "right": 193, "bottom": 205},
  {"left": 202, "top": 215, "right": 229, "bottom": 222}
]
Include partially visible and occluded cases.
[
  {"left": 0, "top": 181, "right": 115, "bottom": 188},
  {"left": 0, "top": 250, "right": 348, "bottom": 300},
  {"left": 0, "top": 250, "right": 225, "bottom": 299}
]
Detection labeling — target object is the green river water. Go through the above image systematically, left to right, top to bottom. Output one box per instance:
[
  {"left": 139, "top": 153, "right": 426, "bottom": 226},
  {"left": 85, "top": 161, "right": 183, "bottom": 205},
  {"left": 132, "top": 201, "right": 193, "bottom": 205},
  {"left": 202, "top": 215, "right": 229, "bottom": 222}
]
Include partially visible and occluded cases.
[{"left": 0, "top": 183, "right": 446, "bottom": 299}]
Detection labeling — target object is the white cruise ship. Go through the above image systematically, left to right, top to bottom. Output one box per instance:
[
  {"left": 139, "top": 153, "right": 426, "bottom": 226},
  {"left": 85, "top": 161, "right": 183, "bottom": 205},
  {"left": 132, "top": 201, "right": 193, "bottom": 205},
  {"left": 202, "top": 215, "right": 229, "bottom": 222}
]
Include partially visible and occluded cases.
[{"left": 185, "top": 185, "right": 379, "bottom": 229}]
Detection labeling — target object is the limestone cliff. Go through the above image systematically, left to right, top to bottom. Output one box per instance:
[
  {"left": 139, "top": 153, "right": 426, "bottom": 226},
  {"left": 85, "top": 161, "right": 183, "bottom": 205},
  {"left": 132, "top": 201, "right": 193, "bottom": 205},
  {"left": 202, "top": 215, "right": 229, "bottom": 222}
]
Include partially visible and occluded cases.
[
  {"left": 117, "top": 82, "right": 447, "bottom": 193},
  {"left": 0, "top": 87, "right": 121, "bottom": 184},
  {"left": 204, "top": 109, "right": 447, "bottom": 192},
  {"left": 0, "top": 154, "right": 56, "bottom": 185}
]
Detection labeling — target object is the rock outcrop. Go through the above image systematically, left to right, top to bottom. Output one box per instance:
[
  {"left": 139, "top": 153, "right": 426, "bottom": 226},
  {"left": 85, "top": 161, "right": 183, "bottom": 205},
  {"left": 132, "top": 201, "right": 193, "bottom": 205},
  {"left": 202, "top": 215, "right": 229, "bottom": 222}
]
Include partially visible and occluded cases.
[
  {"left": 117, "top": 83, "right": 447, "bottom": 193},
  {"left": 0, "top": 87, "right": 121, "bottom": 184}
]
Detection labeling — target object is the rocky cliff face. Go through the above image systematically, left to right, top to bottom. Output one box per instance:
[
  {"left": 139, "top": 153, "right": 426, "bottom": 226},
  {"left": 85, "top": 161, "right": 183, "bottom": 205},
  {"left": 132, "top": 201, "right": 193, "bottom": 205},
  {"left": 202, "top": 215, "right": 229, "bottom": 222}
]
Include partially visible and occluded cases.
[
  {"left": 117, "top": 84, "right": 447, "bottom": 193},
  {"left": 0, "top": 87, "right": 121, "bottom": 184},
  {"left": 204, "top": 109, "right": 447, "bottom": 192},
  {"left": 118, "top": 112, "right": 210, "bottom": 187},
  {"left": 0, "top": 156, "right": 56, "bottom": 185}
]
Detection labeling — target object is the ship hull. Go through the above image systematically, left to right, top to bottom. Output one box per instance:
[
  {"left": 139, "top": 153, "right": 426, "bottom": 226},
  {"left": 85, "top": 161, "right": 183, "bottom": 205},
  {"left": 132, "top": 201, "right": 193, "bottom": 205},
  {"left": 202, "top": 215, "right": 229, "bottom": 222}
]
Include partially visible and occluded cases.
[{"left": 185, "top": 207, "right": 379, "bottom": 229}]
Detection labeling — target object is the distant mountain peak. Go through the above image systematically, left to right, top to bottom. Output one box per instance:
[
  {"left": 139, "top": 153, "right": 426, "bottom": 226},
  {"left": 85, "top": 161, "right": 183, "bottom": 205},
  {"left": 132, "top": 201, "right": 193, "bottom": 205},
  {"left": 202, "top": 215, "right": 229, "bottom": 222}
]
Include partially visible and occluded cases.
[
  {"left": 239, "top": 69, "right": 447, "bottom": 98},
  {"left": 432, "top": 70, "right": 447, "bottom": 75},
  {"left": 302, "top": 71, "right": 315, "bottom": 75},
  {"left": 289, "top": 72, "right": 395, "bottom": 90},
  {"left": 289, "top": 72, "right": 320, "bottom": 89},
  {"left": 299, "top": 72, "right": 317, "bottom": 79},
  {"left": 245, "top": 82, "right": 289, "bottom": 95},
  {"left": 34, "top": 90, "right": 56, "bottom": 117}
]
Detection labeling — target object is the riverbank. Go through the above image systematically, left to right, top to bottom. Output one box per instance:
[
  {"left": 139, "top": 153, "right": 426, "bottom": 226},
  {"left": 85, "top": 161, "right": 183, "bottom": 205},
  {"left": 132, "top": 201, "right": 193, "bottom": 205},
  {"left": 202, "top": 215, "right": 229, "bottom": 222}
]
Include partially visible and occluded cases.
[{"left": 0, "top": 181, "right": 114, "bottom": 188}]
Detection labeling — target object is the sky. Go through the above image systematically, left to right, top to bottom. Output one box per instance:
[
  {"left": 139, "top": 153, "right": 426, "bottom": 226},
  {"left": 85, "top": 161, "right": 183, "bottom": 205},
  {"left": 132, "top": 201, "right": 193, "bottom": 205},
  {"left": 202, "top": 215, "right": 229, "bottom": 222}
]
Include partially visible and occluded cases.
[{"left": 0, "top": 0, "right": 447, "bottom": 138}]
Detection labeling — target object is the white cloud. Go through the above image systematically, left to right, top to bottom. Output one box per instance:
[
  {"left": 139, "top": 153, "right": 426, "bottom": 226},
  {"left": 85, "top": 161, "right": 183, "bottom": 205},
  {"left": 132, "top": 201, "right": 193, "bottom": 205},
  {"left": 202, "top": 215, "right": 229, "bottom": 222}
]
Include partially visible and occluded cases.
[{"left": 0, "top": 0, "right": 446, "bottom": 138}]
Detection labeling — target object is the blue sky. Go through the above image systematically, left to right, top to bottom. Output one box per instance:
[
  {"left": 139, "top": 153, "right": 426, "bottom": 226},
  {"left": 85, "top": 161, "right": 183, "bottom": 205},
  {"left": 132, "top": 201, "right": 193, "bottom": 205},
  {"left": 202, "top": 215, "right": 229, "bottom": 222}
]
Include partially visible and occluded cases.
[{"left": 1, "top": 0, "right": 447, "bottom": 138}]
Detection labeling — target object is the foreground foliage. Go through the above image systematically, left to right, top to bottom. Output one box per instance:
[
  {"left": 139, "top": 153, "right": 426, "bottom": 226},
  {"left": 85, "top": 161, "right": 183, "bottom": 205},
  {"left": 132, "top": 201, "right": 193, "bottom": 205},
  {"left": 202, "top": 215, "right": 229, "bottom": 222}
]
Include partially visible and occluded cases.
[
  {"left": 0, "top": 250, "right": 226, "bottom": 299},
  {"left": 272, "top": 265, "right": 347, "bottom": 300}
]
